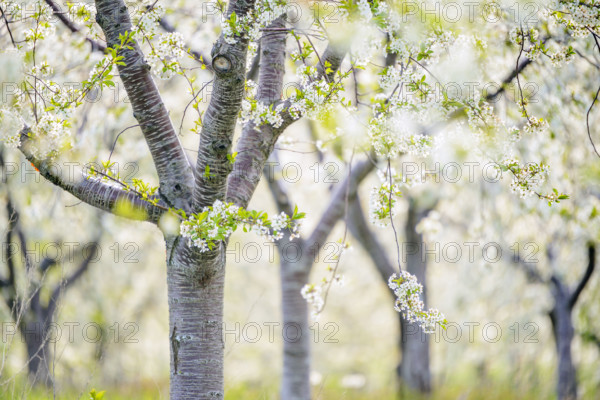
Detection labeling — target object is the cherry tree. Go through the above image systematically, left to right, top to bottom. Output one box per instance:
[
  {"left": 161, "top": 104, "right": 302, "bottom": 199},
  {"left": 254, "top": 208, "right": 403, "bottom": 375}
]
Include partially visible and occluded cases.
[{"left": 0, "top": 0, "right": 581, "bottom": 398}]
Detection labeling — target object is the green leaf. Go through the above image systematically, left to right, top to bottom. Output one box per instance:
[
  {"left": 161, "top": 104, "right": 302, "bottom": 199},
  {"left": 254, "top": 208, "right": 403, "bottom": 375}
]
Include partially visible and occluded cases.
[{"left": 89, "top": 389, "right": 106, "bottom": 400}]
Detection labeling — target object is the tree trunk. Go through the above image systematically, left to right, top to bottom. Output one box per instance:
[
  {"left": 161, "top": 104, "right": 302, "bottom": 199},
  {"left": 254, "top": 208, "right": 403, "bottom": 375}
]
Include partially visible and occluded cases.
[
  {"left": 398, "top": 199, "right": 431, "bottom": 394},
  {"left": 167, "top": 240, "right": 226, "bottom": 399},
  {"left": 280, "top": 257, "right": 311, "bottom": 400},
  {"left": 550, "top": 279, "right": 577, "bottom": 400},
  {"left": 21, "top": 320, "right": 52, "bottom": 386}
]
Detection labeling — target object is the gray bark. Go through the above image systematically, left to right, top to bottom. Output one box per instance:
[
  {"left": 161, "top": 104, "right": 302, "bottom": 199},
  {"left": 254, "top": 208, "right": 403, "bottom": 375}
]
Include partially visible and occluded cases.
[
  {"left": 93, "top": 0, "right": 256, "bottom": 397},
  {"left": 95, "top": 0, "right": 195, "bottom": 211},
  {"left": 194, "top": 0, "right": 256, "bottom": 210},
  {"left": 227, "top": 16, "right": 287, "bottom": 208},
  {"left": 18, "top": 129, "right": 166, "bottom": 223},
  {"left": 264, "top": 156, "right": 311, "bottom": 399},
  {"left": 398, "top": 198, "right": 431, "bottom": 394},
  {"left": 166, "top": 242, "right": 226, "bottom": 399},
  {"left": 280, "top": 245, "right": 312, "bottom": 399}
]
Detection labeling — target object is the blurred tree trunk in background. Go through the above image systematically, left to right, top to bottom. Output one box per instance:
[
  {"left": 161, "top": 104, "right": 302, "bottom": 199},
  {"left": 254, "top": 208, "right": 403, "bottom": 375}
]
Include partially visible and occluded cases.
[
  {"left": 1, "top": 149, "right": 101, "bottom": 386},
  {"left": 265, "top": 157, "right": 373, "bottom": 399},
  {"left": 347, "top": 195, "right": 432, "bottom": 395},
  {"left": 398, "top": 198, "right": 431, "bottom": 394},
  {"left": 280, "top": 241, "right": 312, "bottom": 399},
  {"left": 548, "top": 244, "right": 596, "bottom": 400},
  {"left": 546, "top": 245, "right": 595, "bottom": 400},
  {"left": 549, "top": 283, "right": 577, "bottom": 400},
  {"left": 21, "top": 319, "right": 52, "bottom": 386}
]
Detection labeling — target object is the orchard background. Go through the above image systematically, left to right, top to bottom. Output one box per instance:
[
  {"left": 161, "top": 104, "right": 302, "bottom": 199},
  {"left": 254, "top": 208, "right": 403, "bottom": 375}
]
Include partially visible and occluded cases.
[{"left": 1, "top": 0, "right": 600, "bottom": 399}]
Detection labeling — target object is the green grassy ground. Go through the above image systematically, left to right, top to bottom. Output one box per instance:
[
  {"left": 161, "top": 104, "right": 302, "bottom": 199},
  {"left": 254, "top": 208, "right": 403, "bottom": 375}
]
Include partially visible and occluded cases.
[{"left": 0, "top": 380, "right": 566, "bottom": 400}]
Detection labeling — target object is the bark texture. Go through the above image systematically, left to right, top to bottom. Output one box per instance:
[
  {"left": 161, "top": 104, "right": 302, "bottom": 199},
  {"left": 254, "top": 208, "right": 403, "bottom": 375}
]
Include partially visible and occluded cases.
[
  {"left": 95, "top": 0, "right": 194, "bottom": 211},
  {"left": 194, "top": 0, "right": 257, "bottom": 210},
  {"left": 93, "top": 1, "right": 256, "bottom": 397},
  {"left": 227, "top": 16, "right": 287, "bottom": 208},
  {"left": 18, "top": 130, "right": 166, "bottom": 223},
  {"left": 166, "top": 242, "right": 226, "bottom": 399},
  {"left": 280, "top": 244, "right": 312, "bottom": 399}
]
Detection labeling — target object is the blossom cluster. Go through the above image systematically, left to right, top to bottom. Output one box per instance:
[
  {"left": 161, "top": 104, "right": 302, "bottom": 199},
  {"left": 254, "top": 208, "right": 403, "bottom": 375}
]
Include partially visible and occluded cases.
[
  {"left": 221, "top": 0, "right": 288, "bottom": 46},
  {"left": 552, "top": 0, "right": 600, "bottom": 36},
  {"left": 22, "top": 2, "right": 55, "bottom": 49},
  {"left": 67, "top": 2, "right": 96, "bottom": 25},
  {"left": 133, "top": 2, "right": 165, "bottom": 39},
  {"left": 509, "top": 26, "right": 575, "bottom": 68},
  {"left": 146, "top": 32, "right": 187, "bottom": 80},
  {"left": 288, "top": 77, "right": 342, "bottom": 121},
  {"left": 241, "top": 96, "right": 286, "bottom": 128},
  {"left": 0, "top": 109, "right": 22, "bottom": 148},
  {"left": 368, "top": 111, "right": 434, "bottom": 159},
  {"left": 524, "top": 117, "right": 549, "bottom": 135},
  {"left": 499, "top": 159, "right": 549, "bottom": 199},
  {"left": 369, "top": 169, "right": 403, "bottom": 227},
  {"left": 180, "top": 200, "right": 303, "bottom": 252},
  {"left": 388, "top": 272, "right": 447, "bottom": 334},
  {"left": 301, "top": 284, "right": 324, "bottom": 320}
]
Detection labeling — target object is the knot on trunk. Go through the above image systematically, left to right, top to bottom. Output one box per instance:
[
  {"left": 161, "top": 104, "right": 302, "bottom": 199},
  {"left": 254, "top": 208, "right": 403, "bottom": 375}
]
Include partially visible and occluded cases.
[
  {"left": 210, "top": 39, "right": 245, "bottom": 78},
  {"left": 212, "top": 55, "right": 232, "bottom": 74},
  {"left": 210, "top": 138, "right": 231, "bottom": 156}
]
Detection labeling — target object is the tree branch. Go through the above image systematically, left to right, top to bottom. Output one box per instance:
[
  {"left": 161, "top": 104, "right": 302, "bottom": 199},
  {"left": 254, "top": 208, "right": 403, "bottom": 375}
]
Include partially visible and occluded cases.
[
  {"left": 44, "top": 0, "right": 106, "bottom": 52},
  {"left": 95, "top": 0, "right": 194, "bottom": 211},
  {"left": 192, "top": 0, "right": 258, "bottom": 210},
  {"left": 226, "top": 16, "right": 287, "bottom": 208},
  {"left": 227, "top": 36, "right": 348, "bottom": 209},
  {"left": 273, "top": 41, "right": 348, "bottom": 134},
  {"left": 316, "top": 42, "right": 347, "bottom": 83},
  {"left": 246, "top": 44, "right": 261, "bottom": 81},
  {"left": 485, "top": 58, "right": 532, "bottom": 102},
  {"left": 18, "top": 129, "right": 166, "bottom": 223},
  {"left": 0, "top": 150, "right": 30, "bottom": 312},
  {"left": 307, "top": 159, "right": 374, "bottom": 250},
  {"left": 347, "top": 194, "right": 396, "bottom": 290},
  {"left": 2, "top": 199, "right": 18, "bottom": 313},
  {"left": 11, "top": 201, "right": 33, "bottom": 273},
  {"left": 47, "top": 239, "right": 101, "bottom": 318},
  {"left": 569, "top": 244, "right": 596, "bottom": 309},
  {"left": 512, "top": 250, "right": 545, "bottom": 284},
  {"left": 39, "top": 257, "right": 58, "bottom": 273}
]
